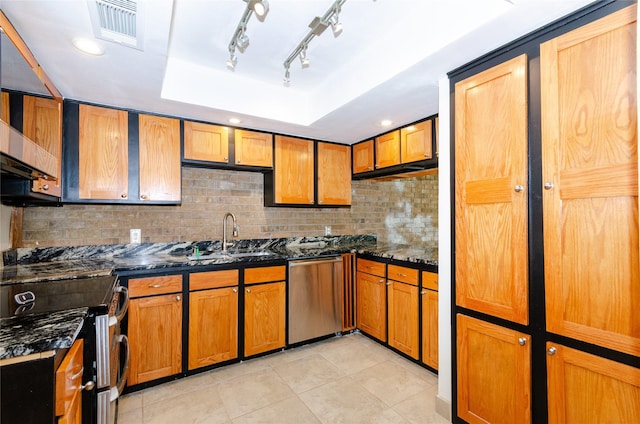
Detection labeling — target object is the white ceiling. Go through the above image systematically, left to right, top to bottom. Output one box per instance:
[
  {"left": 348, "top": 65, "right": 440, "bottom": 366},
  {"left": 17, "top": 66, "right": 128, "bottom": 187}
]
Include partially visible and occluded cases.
[{"left": 1, "top": 0, "right": 595, "bottom": 144}]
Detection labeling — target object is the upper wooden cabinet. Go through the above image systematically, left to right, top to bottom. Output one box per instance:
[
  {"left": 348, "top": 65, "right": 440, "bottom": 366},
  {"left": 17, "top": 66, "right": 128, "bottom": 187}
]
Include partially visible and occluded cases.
[
  {"left": 541, "top": 5, "right": 639, "bottom": 357},
  {"left": 454, "top": 54, "right": 529, "bottom": 325},
  {"left": 64, "top": 102, "right": 181, "bottom": 204},
  {"left": 138, "top": 114, "right": 181, "bottom": 202},
  {"left": 401, "top": 120, "right": 432, "bottom": 164},
  {"left": 183, "top": 121, "right": 229, "bottom": 164},
  {"left": 234, "top": 129, "right": 273, "bottom": 167},
  {"left": 375, "top": 130, "right": 400, "bottom": 169},
  {"left": 271, "top": 135, "right": 314, "bottom": 205},
  {"left": 352, "top": 139, "right": 374, "bottom": 174},
  {"left": 317, "top": 142, "right": 351, "bottom": 206}
]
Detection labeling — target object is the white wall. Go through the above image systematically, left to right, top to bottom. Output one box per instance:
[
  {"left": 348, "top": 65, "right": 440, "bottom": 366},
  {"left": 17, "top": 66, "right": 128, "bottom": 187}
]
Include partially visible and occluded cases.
[{"left": 437, "top": 76, "right": 452, "bottom": 419}]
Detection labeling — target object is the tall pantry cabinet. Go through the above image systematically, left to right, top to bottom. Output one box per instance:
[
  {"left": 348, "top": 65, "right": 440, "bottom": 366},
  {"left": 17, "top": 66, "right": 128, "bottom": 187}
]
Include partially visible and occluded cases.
[{"left": 451, "top": 3, "right": 639, "bottom": 424}]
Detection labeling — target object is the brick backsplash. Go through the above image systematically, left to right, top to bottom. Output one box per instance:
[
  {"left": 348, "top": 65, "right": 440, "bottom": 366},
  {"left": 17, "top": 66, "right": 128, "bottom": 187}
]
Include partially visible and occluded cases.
[{"left": 20, "top": 168, "right": 438, "bottom": 248}]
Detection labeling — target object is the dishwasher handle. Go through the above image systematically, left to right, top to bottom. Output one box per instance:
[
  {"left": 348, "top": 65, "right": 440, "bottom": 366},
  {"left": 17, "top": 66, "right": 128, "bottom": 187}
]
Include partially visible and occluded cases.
[{"left": 288, "top": 256, "right": 343, "bottom": 267}]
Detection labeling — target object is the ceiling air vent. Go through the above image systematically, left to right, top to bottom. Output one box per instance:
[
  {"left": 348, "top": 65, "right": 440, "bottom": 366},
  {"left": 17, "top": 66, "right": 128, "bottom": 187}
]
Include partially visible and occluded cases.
[{"left": 86, "top": 0, "right": 144, "bottom": 50}]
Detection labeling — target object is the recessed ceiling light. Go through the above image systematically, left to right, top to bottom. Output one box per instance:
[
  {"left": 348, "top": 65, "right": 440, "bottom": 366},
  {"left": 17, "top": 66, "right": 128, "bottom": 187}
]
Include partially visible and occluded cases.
[
  {"left": 72, "top": 37, "right": 104, "bottom": 55},
  {"left": 229, "top": 118, "right": 241, "bottom": 125},
  {"left": 380, "top": 119, "right": 393, "bottom": 127}
]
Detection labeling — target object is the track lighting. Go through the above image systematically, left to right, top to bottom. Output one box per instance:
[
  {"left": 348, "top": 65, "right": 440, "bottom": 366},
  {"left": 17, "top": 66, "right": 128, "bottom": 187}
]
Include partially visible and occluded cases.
[
  {"left": 226, "top": 0, "right": 269, "bottom": 71},
  {"left": 282, "top": 0, "right": 347, "bottom": 86}
]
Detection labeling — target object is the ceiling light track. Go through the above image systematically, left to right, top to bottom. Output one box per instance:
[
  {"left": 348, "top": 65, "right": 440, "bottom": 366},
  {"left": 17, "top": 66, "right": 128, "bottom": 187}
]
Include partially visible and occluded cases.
[
  {"left": 226, "top": 0, "right": 269, "bottom": 71},
  {"left": 282, "top": 0, "right": 346, "bottom": 86}
]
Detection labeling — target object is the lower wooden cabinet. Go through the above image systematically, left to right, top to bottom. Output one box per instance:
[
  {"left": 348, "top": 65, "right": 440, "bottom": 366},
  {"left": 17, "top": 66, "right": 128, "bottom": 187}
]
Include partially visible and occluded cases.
[
  {"left": 244, "top": 265, "right": 286, "bottom": 357},
  {"left": 356, "top": 269, "right": 387, "bottom": 342},
  {"left": 188, "top": 270, "right": 239, "bottom": 370},
  {"left": 421, "top": 271, "right": 438, "bottom": 370},
  {"left": 128, "top": 275, "right": 183, "bottom": 385},
  {"left": 387, "top": 280, "right": 419, "bottom": 359},
  {"left": 456, "top": 314, "right": 531, "bottom": 424},
  {"left": 56, "top": 339, "right": 83, "bottom": 424},
  {"left": 546, "top": 343, "right": 640, "bottom": 424}
]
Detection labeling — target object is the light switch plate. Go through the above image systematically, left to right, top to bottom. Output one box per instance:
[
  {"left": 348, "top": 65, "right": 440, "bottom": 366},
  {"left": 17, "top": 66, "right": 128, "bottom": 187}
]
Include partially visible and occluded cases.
[
  {"left": 324, "top": 225, "right": 331, "bottom": 236},
  {"left": 130, "top": 229, "right": 141, "bottom": 244}
]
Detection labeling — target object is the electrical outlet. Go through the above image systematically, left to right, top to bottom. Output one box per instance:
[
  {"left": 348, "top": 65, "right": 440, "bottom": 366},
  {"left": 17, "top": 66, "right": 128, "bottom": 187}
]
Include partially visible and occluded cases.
[
  {"left": 324, "top": 225, "right": 332, "bottom": 236},
  {"left": 130, "top": 229, "right": 141, "bottom": 244}
]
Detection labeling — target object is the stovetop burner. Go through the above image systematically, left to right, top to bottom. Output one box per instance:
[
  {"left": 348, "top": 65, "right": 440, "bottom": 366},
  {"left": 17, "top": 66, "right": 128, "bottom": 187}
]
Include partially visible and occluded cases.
[{"left": 0, "top": 275, "right": 117, "bottom": 319}]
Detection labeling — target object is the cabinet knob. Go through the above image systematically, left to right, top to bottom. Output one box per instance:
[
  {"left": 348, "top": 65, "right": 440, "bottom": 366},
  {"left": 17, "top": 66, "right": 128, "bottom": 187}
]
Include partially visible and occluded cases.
[
  {"left": 224, "top": 157, "right": 228, "bottom": 160},
  {"left": 237, "top": 160, "right": 241, "bottom": 164},
  {"left": 368, "top": 167, "right": 373, "bottom": 170},
  {"left": 544, "top": 182, "right": 554, "bottom": 190},
  {"left": 41, "top": 184, "right": 49, "bottom": 191},
  {"left": 514, "top": 185, "right": 524, "bottom": 192},
  {"left": 121, "top": 194, "right": 127, "bottom": 199},
  {"left": 140, "top": 194, "right": 148, "bottom": 200},
  {"left": 378, "top": 279, "right": 385, "bottom": 284},
  {"left": 386, "top": 282, "right": 392, "bottom": 286},
  {"left": 232, "top": 288, "right": 238, "bottom": 293},
  {"left": 246, "top": 288, "right": 251, "bottom": 293},
  {"left": 420, "top": 290, "right": 427, "bottom": 295},
  {"left": 176, "top": 295, "right": 181, "bottom": 301},
  {"left": 518, "top": 337, "right": 527, "bottom": 346},
  {"left": 547, "top": 347, "right": 557, "bottom": 356}
]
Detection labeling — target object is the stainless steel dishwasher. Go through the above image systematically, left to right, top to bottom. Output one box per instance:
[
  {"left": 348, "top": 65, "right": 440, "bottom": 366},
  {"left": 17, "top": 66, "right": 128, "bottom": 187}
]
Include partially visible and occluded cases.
[{"left": 288, "top": 256, "right": 343, "bottom": 344}]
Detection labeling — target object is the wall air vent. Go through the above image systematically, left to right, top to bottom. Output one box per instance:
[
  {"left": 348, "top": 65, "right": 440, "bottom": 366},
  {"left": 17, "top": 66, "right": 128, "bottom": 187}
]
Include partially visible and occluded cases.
[{"left": 87, "top": 0, "right": 144, "bottom": 50}]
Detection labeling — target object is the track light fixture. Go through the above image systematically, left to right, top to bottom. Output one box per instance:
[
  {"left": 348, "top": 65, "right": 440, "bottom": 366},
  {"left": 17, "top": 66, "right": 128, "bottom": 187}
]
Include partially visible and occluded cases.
[
  {"left": 226, "top": 0, "right": 269, "bottom": 71},
  {"left": 282, "top": 0, "right": 347, "bottom": 86}
]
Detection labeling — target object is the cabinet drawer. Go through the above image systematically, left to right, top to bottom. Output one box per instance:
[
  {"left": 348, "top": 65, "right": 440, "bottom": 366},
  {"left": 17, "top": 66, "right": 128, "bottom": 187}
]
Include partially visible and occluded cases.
[
  {"left": 357, "top": 259, "right": 385, "bottom": 277},
  {"left": 388, "top": 264, "right": 418, "bottom": 286},
  {"left": 244, "top": 266, "right": 286, "bottom": 285},
  {"left": 190, "top": 269, "right": 239, "bottom": 291},
  {"left": 422, "top": 271, "right": 438, "bottom": 291},
  {"left": 129, "top": 275, "right": 183, "bottom": 297},
  {"left": 55, "top": 339, "right": 83, "bottom": 416}
]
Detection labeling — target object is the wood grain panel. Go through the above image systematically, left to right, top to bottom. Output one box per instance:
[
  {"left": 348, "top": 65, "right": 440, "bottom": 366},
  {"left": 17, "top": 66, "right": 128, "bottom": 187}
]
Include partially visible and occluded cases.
[
  {"left": 541, "top": 4, "right": 639, "bottom": 356},
  {"left": 455, "top": 54, "right": 529, "bottom": 325},
  {"left": 1, "top": 91, "right": 9, "bottom": 123},
  {"left": 78, "top": 104, "right": 128, "bottom": 200},
  {"left": 139, "top": 114, "right": 181, "bottom": 202},
  {"left": 401, "top": 120, "right": 432, "bottom": 163},
  {"left": 184, "top": 121, "right": 228, "bottom": 163},
  {"left": 234, "top": 129, "right": 273, "bottom": 167},
  {"left": 375, "top": 130, "right": 400, "bottom": 169},
  {"left": 274, "top": 135, "right": 314, "bottom": 204},
  {"left": 353, "top": 139, "right": 374, "bottom": 173},
  {"left": 317, "top": 142, "right": 351, "bottom": 205},
  {"left": 342, "top": 253, "right": 356, "bottom": 331},
  {"left": 356, "top": 258, "right": 386, "bottom": 277},
  {"left": 387, "top": 264, "right": 419, "bottom": 286},
  {"left": 244, "top": 265, "right": 286, "bottom": 285},
  {"left": 189, "top": 269, "right": 239, "bottom": 291},
  {"left": 356, "top": 270, "right": 386, "bottom": 341},
  {"left": 422, "top": 271, "right": 438, "bottom": 291},
  {"left": 129, "top": 275, "right": 183, "bottom": 298},
  {"left": 244, "top": 281, "right": 286, "bottom": 356},
  {"left": 388, "top": 281, "right": 419, "bottom": 359},
  {"left": 188, "top": 287, "right": 238, "bottom": 369},
  {"left": 421, "top": 288, "right": 438, "bottom": 369},
  {"left": 128, "top": 294, "right": 182, "bottom": 385},
  {"left": 457, "top": 314, "right": 531, "bottom": 424},
  {"left": 55, "top": 339, "right": 83, "bottom": 416},
  {"left": 547, "top": 343, "right": 640, "bottom": 424}
]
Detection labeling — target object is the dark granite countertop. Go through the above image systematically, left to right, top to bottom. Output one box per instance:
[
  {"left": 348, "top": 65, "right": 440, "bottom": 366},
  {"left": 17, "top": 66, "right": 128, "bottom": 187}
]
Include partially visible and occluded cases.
[{"left": 0, "top": 235, "right": 437, "bottom": 360}]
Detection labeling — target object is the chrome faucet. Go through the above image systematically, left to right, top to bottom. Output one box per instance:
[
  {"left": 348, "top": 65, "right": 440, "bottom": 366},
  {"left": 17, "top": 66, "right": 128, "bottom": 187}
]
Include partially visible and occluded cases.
[{"left": 222, "top": 212, "right": 239, "bottom": 253}]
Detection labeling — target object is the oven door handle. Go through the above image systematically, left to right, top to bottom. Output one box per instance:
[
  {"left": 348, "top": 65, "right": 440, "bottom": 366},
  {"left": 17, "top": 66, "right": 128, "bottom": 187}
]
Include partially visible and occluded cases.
[
  {"left": 115, "top": 286, "right": 129, "bottom": 323},
  {"left": 110, "top": 334, "right": 130, "bottom": 401}
]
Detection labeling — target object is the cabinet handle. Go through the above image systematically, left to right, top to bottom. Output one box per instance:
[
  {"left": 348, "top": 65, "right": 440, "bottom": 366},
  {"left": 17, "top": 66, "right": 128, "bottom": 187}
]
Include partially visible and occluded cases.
[
  {"left": 424, "top": 153, "right": 428, "bottom": 157},
  {"left": 224, "top": 157, "right": 228, "bottom": 160},
  {"left": 237, "top": 160, "right": 241, "bottom": 164},
  {"left": 544, "top": 182, "right": 554, "bottom": 190},
  {"left": 41, "top": 184, "right": 49, "bottom": 191},
  {"left": 514, "top": 185, "right": 524, "bottom": 192},
  {"left": 121, "top": 194, "right": 127, "bottom": 199},
  {"left": 140, "top": 194, "right": 148, "bottom": 200},
  {"left": 319, "top": 200, "right": 324, "bottom": 204},
  {"left": 396, "top": 273, "right": 407, "bottom": 277},
  {"left": 386, "top": 282, "right": 392, "bottom": 286},
  {"left": 149, "top": 284, "right": 164, "bottom": 288},
  {"left": 246, "top": 288, "right": 251, "bottom": 293},
  {"left": 420, "top": 290, "right": 427, "bottom": 295},
  {"left": 176, "top": 295, "right": 181, "bottom": 301},
  {"left": 518, "top": 337, "right": 527, "bottom": 346},
  {"left": 547, "top": 347, "right": 557, "bottom": 356},
  {"left": 71, "top": 367, "right": 84, "bottom": 381},
  {"left": 80, "top": 381, "right": 95, "bottom": 391}
]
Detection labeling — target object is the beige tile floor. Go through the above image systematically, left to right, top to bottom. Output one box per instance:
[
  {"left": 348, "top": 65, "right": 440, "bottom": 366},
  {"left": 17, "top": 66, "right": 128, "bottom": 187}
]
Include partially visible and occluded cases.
[{"left": 118, "top": 332, "right": 449, "bottom": 424}]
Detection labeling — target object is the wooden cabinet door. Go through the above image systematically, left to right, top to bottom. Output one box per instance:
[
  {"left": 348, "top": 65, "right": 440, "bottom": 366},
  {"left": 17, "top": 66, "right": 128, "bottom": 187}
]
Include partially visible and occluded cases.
[
  {"left": 541, "top": 5, "right": 639, "bottom": 357},
  {"left": 454, "top": 54, "right": 529, "bottom": 325},
  {"left": 23, "top": 95, "right": 62, "bottom": 196},
  {"left": 78, "top": 104, "right": 128, "bottom": 200},
  {"left": 138, "top": 114, "right": 181, "bottom": 202},
  {"left": 401, "top": 120, "right": 432, "bottom": 163},
  {"left": 184, "top": 121, "right": 229, "bottom": 163},
  {"left": 234, "top": 129, "right": 272, "bottom": 167},
  {"left": 375, "top": 130, "right": 400, "bottom": 169},
  {"left": 274, "top": 135, "right": 314, "bottom": 204},
  {"left": 353, "top": 139, "right": 374, "bottom": 173},
  {"left": 317, "top": 142, "right": 351, "bottom": 205},
  {"left": 356, "top": 270, "right": 386, "bottom": 341},
  {"left": 387, "top": 280, "right": 419, "bottom": 359},
  {"left": 244, "top": 281, "right": 286, "bottom": 356},
  {"left": 189, "top": 287, "right": 238, "bottom": 370},
  {"left": 421, "top": 288, "right": 438, "bottom": 370},
  {"left": 128, "top": 293, "right": 182, "bottom": 385},
  {"left": 457, "top": 314, "right": 531, "bottom": 424},
  {"left": 55, "top": 339, "right": 83, "bottom": 422},
  {"left": 546, "top": 343, "right": 640, "bottom": 424}
]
